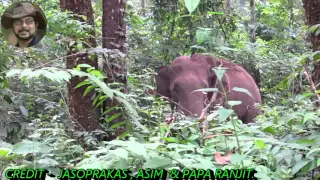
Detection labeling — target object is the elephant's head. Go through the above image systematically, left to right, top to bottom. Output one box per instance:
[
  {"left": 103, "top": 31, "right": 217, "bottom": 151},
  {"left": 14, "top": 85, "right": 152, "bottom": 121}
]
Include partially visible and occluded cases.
[{"left": 155, "top": 55, "right": 217, "bottom": 117}]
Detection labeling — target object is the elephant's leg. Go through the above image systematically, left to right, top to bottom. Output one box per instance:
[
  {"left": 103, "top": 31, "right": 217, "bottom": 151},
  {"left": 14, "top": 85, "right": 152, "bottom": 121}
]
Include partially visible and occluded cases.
[
  {"left": 165, "top": 102, "right": 176, "bottom": 124},
  {"left": 241, "top": 106, "right": 260, "bottom": 124}
]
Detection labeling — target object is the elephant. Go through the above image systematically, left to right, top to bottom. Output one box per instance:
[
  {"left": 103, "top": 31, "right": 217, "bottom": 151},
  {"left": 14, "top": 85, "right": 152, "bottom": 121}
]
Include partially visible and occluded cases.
[{"left": 154, "top": 54, "right": 262, "bottom": 124}]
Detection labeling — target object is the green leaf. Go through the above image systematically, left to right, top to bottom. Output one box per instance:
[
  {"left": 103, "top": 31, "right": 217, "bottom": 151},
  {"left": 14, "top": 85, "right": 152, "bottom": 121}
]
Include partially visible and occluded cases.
[
  {"left": 184, "top": 0, "right": 201, "bottom": 14},
  {"left": 207, "top": 11, "right": 224, "bottom": 15},
  {"left": 81, "top": 15, "right": 87, "bottom": 21},
  {"left": 308, "top": 24, "right": 320, "bottom": 34},
  {"left": 316, "top": 27, "right": 320, "bottom": 36},
  {"left": 196, "top": 29, "right": 211, "bottom": 44},
  {"left": 312, "top": 51, "right": 320, "bottom": 62},
  {"left": 77, "top": 64, "right": 93, "bottom": 69},
  {"left": 214, "top": 68, "right": 226, "bottom": 82},
  {"left": 6, "top": 69, "right": 22, "bottom": 77},
  {"left": 20, "top": 69, "right": 32, "bottom": 79},
  {"left": 68, "top": 69, "right": 89, "bottom": 78},
  {"left": 54, "top": 70, "right": 71, "bottom": 82},
  {"left": 89, "top": 70, "right": 103, "bottom": 78},
  {"left": 88, "top": 75, "right": 114, "bottom": 99},
  {"left": 83, "top": 85, "right": 95, "bottom": 97},
  {"left": 232, "top": 87, "right": 253, "bottom": 98},
  {"left": 192, "top": 88, "right": 218, "bottom": 93},
  {"left": 93, "top": 94, "right": 100, "bottom": 106},
  {"left": 227, "top": 101, "right": 242, "bottom": 106},
  {"left": 102, "top": 106, "right": 119, "bottom": 116},
  {"left": 218, "top": 108, "right": 233, "bottom": 122},
  {"left": 207, "top": 111, "right": 219, "bottom": 121},
  {"left": 302, "top": 112, "right": 317, "bottom": 124},
  {"left": 106, "top": 113, "right": 122, "bottom": 123},
  {"left": 110, "top": 121, "right": 127, "bottom": 129},
  {"left": 263, "top": 126, "right": 276, "bottom": 135},
  {"left": 188, "top": 135, "right": 200, "bottom": 141},
  {"left": 163, "top": 137, "right": 177, "bottom": 143},
  {"left": 296, "top": 139, "right": 316, "bottom": 146},
  {"left": 13, "top": 140, "right": 51, "bottom": 154},
  {"left": 254, "top": 140, "right": 265, "bottom": 150},
  {"left": 126, "top": 142, "right": 147, "bottom": 158},
  {"left": 143, "top": 143, "right": 162, "bottom": 150},
  {"left": 0, "top": 148, "right": 11, "bottom": 157},
  {"left": 306, "top": 148, "right": 320, "bottom": 158},
  {"left": 109, "top": 149, "right": 128, "bottom": 160},
  {"left": 267, "top": 153, "right": 277, "bottom": 171},
  {"left": 230, "top": 154, "right": 246, "bottom": 164},
  {"left": 143, "top": 156, "right": 172, "bottom": 169},
  {"left": 76, "top": 157, "right": 113, "bottom": 169},
  {"left": 38, "top": 158, "right": 59, "bottom": 167},
  {"left": 114, "top": 158, "right": 127, "bottom": 169},
  {"left": 291, "top": 159, "right": 311, "bottom": 175},
  {"left": 254, "top": 172, "right": 271, "bottom": 180}
]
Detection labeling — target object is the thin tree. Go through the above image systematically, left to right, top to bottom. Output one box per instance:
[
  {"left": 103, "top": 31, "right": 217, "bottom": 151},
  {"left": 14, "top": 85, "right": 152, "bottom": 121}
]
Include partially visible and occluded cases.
[
  {"left": 60, "top": 0, "right": 100, "bottom": 131},
  {"left": 102, "top": 0, "right": 127, "bottom": 133}
]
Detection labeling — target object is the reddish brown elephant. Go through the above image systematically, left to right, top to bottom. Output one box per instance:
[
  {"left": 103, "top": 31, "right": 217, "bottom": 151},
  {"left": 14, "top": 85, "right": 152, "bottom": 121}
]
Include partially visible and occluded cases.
[{"left": 155, "top": 54, "right": 262, "bottom": 124}]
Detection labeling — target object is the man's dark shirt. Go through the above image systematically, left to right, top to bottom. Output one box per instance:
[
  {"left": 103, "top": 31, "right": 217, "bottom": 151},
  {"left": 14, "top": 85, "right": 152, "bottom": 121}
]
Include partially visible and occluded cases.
[{"left": 16, "top": 35, "right": 40, "bottom": 48}]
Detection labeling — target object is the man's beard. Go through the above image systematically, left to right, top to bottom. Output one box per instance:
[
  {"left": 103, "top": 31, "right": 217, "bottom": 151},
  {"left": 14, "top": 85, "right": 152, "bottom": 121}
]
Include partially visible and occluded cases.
[{"left": 14, "top": 29, "right": 36, "bottom": 41}]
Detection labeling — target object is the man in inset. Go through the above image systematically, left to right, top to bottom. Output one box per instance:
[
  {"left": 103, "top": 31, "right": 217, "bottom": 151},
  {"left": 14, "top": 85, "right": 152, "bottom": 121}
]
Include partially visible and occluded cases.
[{"left": 1, "top": 1, "right": 47, "bottom": 48}]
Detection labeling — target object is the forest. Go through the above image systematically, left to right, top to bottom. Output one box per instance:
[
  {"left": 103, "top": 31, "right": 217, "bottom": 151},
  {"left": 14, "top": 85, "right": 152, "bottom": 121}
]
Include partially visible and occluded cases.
[{"left": 0, "top": 0, "right": 319, "bottom": 179}]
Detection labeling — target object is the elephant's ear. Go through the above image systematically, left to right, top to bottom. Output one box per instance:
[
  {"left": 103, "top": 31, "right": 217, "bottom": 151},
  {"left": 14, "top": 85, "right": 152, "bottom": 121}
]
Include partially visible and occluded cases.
[{"left": 155, "top": 66, "right": 171, "bottom": 99}]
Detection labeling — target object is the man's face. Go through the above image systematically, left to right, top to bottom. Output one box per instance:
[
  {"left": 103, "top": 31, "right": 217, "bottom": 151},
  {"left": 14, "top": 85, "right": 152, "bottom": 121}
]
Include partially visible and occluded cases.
[{"left": 12, "top": 16, "right": 38, "bottom": 41}]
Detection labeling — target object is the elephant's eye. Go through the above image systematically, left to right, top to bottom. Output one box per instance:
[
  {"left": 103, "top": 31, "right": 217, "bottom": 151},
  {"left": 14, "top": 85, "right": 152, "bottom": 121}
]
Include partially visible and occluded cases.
[{"left": 172, "top": 84, "right": 180, "bottom": 94}]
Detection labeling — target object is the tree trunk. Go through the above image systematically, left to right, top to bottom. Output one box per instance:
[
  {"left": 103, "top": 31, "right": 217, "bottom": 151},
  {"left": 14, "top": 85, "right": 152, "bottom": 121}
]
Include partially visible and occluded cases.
[
  {"left": 60, "top": 0, "right": 100, "bottom": 131},
  {"left": 102, "top": 0, "right": 127, "bottom": 129},
  {"left": 226, "top": 0, "right": 234, "bottom": 14},
  {"left": 248, "top": 0, "right": 261, "bottom": 89},
  {"left": 250, "top": 0, "right": 256, "bottom": 43},
  {"left": 303, "top": 0, "right": 320, "bottom": 91}
]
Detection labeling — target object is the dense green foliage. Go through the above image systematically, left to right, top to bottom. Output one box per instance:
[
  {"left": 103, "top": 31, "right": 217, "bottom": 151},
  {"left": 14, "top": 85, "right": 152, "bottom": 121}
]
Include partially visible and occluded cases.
[{"left": 0, "top": 0, "right": 319, "bottom": 180}]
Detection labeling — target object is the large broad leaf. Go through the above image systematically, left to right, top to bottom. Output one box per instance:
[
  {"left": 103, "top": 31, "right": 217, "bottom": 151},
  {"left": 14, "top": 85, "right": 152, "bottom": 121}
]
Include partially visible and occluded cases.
[
  {"left": 184, "top": 0, "right": 201, "bottom": 14},
  {"left": 196, "top": 28, "right": 211, "bottom": 44},
  {"left": 6, "top": 69, "right": 22, "bottom": 77},
  {"left": 54, "top": 70, "right": 71, "bottom": 82},
  {"left": 232, "top": 87, "right": 253, "bottom": 98},
  {"left": 218, "top": 108, "right": 233, "bottom": 122},
  {"left": 263, "top": 126, "right": 276, "bottom": 135},
  {"left": 13, "top": 140, "right": 51, "bottom": 154},
  {"left": 125, "top": 142, "right": 148, "bottom": 158},
  {"left": 109, "top": 149, "right": 129, "bottom": 160},
  {"left": 230, "top": 154, "right": 246, "bottom": 164},
  {"left": 76, "top": 156, "right": 114, "bottom": 169},
  {"left": 143, "top": 156, "right": 172, "bottom": 169},
  {"left": 38, "top": 158, "right": 59, "bottom": 167},
  {"left": 291, "top": 159, "right": 312, "bottom": 175}
]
